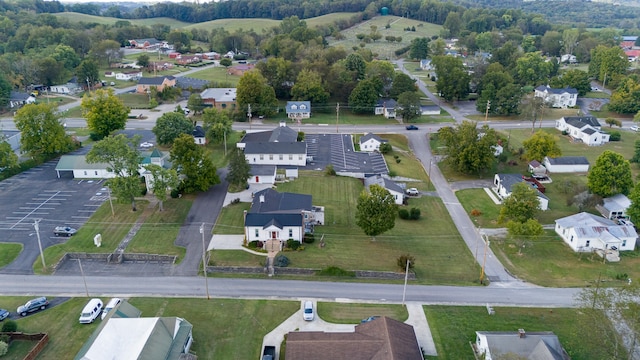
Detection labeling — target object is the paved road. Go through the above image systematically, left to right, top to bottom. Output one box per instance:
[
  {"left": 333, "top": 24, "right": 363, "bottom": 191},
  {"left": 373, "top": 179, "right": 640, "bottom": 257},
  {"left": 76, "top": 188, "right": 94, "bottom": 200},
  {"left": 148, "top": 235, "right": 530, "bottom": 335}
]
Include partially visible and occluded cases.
[{"left": 0, "top": 274, "right": 580, "bottom": 307}]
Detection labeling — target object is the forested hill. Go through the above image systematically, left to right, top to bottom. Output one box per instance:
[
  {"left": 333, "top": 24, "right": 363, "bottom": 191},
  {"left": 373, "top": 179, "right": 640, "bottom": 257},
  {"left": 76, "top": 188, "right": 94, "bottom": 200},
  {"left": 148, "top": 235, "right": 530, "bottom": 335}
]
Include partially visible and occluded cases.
[{"left": 459, "top": 0, "right": 640, "bottom": 28}]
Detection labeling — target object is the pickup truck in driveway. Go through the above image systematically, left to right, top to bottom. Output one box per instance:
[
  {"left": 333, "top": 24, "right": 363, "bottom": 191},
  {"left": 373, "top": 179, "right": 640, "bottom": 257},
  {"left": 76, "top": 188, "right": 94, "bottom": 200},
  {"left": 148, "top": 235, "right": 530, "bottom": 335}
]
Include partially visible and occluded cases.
[
  {"left": 54, "top": 226, "right": 77, "bottom": 237},
  {"left": 262, "top": 345, "right": 276, "bottom": 360}
]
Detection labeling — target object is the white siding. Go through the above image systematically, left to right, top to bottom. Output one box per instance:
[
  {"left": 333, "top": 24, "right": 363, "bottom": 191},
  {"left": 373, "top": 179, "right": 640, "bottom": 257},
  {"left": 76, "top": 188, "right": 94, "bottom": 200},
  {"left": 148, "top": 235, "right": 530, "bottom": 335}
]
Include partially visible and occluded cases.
[
  {"left": 245, "top": 154, "right": 306, "bottom": 166},
  {"left": 245, "top": 225, "right": 303, "bottom": 242}
]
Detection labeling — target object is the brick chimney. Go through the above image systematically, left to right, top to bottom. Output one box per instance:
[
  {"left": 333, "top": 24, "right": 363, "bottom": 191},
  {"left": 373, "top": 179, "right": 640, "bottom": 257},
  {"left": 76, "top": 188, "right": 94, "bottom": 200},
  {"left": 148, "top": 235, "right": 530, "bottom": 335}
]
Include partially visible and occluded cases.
[{"left": 518, "top": 329, "right": 526, "bottom": 338}]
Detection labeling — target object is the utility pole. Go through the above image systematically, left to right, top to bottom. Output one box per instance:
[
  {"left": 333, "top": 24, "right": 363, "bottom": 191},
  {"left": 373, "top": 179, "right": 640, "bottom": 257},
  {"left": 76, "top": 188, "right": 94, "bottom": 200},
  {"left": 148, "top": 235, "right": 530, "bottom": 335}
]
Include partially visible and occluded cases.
[
  {"left": 86, "top": 77, "right": 91, "bottom": 93},
  {"left": 484, "top": 100, "right": 490, "bottom": 125},
  {"left": 336, "top": 103, "right": 340, "bottom": 133},
  {"left": 247, "top": 104, "right": 252, "bottom": 130},
  {"left": 223, "top": 130, "right": 227, "bottom": 156},
  {"left": 107, "top": 186, "right": 114, "bottom": 217},
  {"left": 33, "top": 219, "right": 46, "bottom": 271},
  {"left": 200, "top": 223, "right": 210, "bottom": 300},
  {"left": 480, "top": 235, "right": 489, "bottom": 284},
  {"left": 77, "top": 259, "right": 89, "bottom": 297},
  {"left": 402, "top": 260, "right": 410, "bottom": 306},
  {"left": 592, "top": 273, "right": 602, "bottom": 309}
]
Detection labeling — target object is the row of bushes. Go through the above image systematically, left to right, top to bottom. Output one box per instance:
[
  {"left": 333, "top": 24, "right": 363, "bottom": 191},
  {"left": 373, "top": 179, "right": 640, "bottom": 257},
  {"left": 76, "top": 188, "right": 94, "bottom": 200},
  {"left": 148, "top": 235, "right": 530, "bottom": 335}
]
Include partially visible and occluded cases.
[{"left": 399, "top": 207, "right": 421, "bottom": 220}]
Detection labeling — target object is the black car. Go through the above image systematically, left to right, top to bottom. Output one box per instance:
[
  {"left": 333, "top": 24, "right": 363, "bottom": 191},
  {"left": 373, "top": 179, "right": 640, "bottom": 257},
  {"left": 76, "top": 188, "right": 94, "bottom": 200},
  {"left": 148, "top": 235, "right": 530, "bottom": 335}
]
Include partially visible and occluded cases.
[{"left": 406, "top": 125, "right": 419, "bottom": 130}]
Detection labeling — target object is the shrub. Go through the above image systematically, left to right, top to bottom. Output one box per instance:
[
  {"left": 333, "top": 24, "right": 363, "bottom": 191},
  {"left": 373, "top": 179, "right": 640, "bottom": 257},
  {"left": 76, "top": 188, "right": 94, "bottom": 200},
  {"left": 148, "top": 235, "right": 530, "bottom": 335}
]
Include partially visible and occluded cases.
[
  {"left": 297, "top": 131, "right": 305, "bottom": 142},
  {"left": 609, "top": 131, "right": 621, "bottom": 141},
  {"left": 89, "top": 132, "right": 104, "bottom": 141},
  {"left": 379, "top": 143, "right": 392, "bottom": 154},
  {"left": 395, "top": 158, "right": 401, "bottom": 163},
  {"left": 325, "top": 165, "right": 336, "bottom": 176},
  {"left": 388, "top": 170, "right": 397, "bottom": 177},
  {"left": 409, "top": 207, "right": 421, "bottom": 220},
  {"left": 398, "top": 209, "right": 410, "bottom": 219},
  {"left": 470, "top": 209, "right": 482, "bottom": 216},
  {"left": 304, "top": 234, "right": 315, "bottom": 244},
  {"left": 286, "top": 238, "right": 300, "bottom": 250},
  {"left": 247, "top": 240, "right": 260, "bottom": 249},
  {"left": 274, "top": 254, "right": 290, "bottom": 267},
  {"left": 397, "top": 254, "right": 416, "bottom": 270},
  {"left": 317, "top": 266, "right": 355, "bottom": 277},
  {"left": 615, "top": 272, "right": 629, "bottom": 280},
  {"left": 2, "top": 320, "right": 17, "bottom": 332},
  {"left": 0, "top": 334, "right": 9, "bottom": 344},
  {"left": 0, "top": 341, "right": 7, "bottom": 356}
]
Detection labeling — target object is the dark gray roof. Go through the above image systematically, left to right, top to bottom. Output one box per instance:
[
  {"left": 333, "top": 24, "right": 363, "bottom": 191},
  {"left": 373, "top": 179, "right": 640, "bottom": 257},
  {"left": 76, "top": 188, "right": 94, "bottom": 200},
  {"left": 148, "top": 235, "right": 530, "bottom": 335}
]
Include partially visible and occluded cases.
[
  {"left": 131, "top": 38, "right": 160, "bottom": 44},
  {"left": 138, "top": 76, "right": 175, "bottom": 85},
  {"left": 176, "top": 77, "right": 209, "bottom": 90},
  {"left": 535, "top": 85, "right": 578, "bottom": 95},
  {"left": 10, "top": 91, "right": 30, "bottom": 101},
  {"left": 376, "top": 98, "right": 397, "bottom": 108},
  {"left": 421, "top": 104, "right": 440, "bottom": 111},
  {"left": 563, "top": 116, "right": 601, "bottom": 128},
  {"left": 192, "top": 125, "right": 205, "bottom": 138},
  {"left": 269, "top": 125, "right": 298, "bottom": 142},
  {"left": 582, "top": 127, "right": 597, "bottom": 135},
  {"left": 240, "top": 131, "right": 273, "bottom": 143},
  {"left": 360, "top": 133, "right": 387, "bottom": 144},
  {"left": 244, "top": 142, "right": 306, "bottom": 155},
  {"left": 545, "top": 156, "right": 590, "bottom": 165},
  {"left": 529, "top": 160, "right": 542, "bottom": 168},
  {"left": 250, "top": 165, "right": 276, "bottom": 176},
  {"left": 497, "top": 173, "right": 548, "bottom": 200},
  {"left": 364, "top": 175, "right": 403, "bottom": 194},
  {"left": 250, "top": 188, "right": 311, "bottom": 213},
  {"left": 244, "top": 213, "right": 302, "bottom": 228},
  {"left": 477, "top": 331, "right": 569, "bottom": 360}
]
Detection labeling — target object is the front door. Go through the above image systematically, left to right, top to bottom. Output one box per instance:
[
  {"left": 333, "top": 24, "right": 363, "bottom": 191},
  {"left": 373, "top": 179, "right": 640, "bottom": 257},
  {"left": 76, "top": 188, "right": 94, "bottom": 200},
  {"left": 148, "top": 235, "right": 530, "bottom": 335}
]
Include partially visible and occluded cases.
[
  {"left": 256, "top": 176, "right": 259, "bottom": 183},
  {"left": 271, "top": 231, "right": 278, "bottom": 239}
]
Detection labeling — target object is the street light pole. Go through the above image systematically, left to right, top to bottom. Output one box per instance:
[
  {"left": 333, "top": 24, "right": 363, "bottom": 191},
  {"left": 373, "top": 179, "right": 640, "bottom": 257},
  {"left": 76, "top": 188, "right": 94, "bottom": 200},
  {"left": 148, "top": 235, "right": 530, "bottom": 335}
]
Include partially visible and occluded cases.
[
  {"left": 106, "top": 186, "right": 114, "bottom": 217},
  {"left": 33, "top": 220, "right": 46, "bottom": 271},
  {"left": 200, "top": 223, "right": 210, "bottom": 300},
  {"left": 480, "top": 235, "right": 489, "bottom": 285},
  {"left": 77, "top": 258, "right": 89, "bottom": 297},
  {"left": 402, "top": 260, "right": 410, "bottom": 306}
]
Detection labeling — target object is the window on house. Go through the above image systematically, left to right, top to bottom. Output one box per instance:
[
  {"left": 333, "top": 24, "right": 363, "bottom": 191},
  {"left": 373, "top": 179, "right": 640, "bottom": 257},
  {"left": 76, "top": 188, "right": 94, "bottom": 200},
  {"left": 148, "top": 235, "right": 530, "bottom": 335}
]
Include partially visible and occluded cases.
[
  {"left": 222, "top": 103, "right": 226, "bottom": 108},
  {"left": 300, "top": 104, "right": 307, "bottom": 109},
  {"left": 291, "top": 105, "right": 298, "bottom": 110},
  {"left": 260, "top": 154, "right": 264, "bottom": 160},
  {"left": 269, "top": 154, "right": 273, "bottom": 160},
  {"left": 279, "top": 154, "right": 283, "bottom": 160},
  {"left": 289, "top": 154, "right": 293, "bottom": 160},
  {"left": 298, "top": 155, "right": 302, "bottom": 160},
  {"left": 84, "top": 171, "right": 87, "bottom": 175},
  {"left": 95, "top": 171, "right": 98, "bottom": 175},
  {"left": 255, "top": 229, "right": 259, "bottom": 238},
  {"left": 289, "top": 229, "right": 293, "bottom": 238},
  {"left": 570, "top": 236, "right": 573, "bottom": 242},
  {"left": 586, "top": 240, "right": 590, "bottom": 247},
  {"left": 623, "top": 240, "right": 627, "bottom": 247}
]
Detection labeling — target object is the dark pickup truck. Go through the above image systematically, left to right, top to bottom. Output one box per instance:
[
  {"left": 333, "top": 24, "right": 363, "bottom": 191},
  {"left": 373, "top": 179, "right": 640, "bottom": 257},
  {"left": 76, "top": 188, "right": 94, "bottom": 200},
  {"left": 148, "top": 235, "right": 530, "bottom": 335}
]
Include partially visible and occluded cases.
[{"left": 262, "top": 346, "right": 276, "bottom": 360}]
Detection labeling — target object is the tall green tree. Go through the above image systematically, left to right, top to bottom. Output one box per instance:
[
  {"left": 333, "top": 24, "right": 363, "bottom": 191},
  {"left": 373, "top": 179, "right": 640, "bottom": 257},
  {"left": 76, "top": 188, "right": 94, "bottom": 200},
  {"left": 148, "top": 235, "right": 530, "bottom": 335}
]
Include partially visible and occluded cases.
[
  {"left": 562, "top": 29, "right": 579, "bottom": 55},
  {"left": 409, "top": 37, "right": 430, "bottom": 60},
  {"left": 589, "top": 45, "right": 627, "bottom": 87},
  {"left": 515, "top": 52, "right": 554, "bottom": 86},
  {"left": 344, "top": 53, "right": 366, "bottom": 80},
  {"left": 136, "top": 54, "right": 150, "bottom": 68},
  {"left": 432, "top": 55, "right": 470, "bottom": 101},
  {"left": 255, "top": 57, "right": 295, "bottom": 98},
  {"left": 76, "top": 59, "right": 100, "bottom": 88},
  {"left": 365, "top": 60, "right": 395, "bottom": 95},
  {"left": 477, "top": 63, "right": 522, "bottom": 116},
  {"left": 290, "top": 69, "right": 329, "bottom": 104},
  {"left": 554, "top": 69, "right": 591, "bottom": 96},
  {"left": 236, "top": 70, "right": 278, "bottom": 117},
  {"left": 0, "top": 73, "right": 11, "bottom": 109},
  {"left": 390, "top": 73, "right": 417, "bottom": 99},
  {"left": 348, "top": 78, "right": 379, "bottom": 114},
  {"left": 609, "top": 78, "right": 640, "bottom": 114},
  {"left": 81, "top": 88, "right": 129, "bottom": 139},
  {"left": 397, "top": 91, "right": 422, "bottom": 123},
  {"left": 187, "top": 94, "right": 205, "bottom": 114},
  {"left": 14, "top": 103, "right": 73, "bottom": 159},
  {"left": 202, "top": 108, "right": 232, "bottom": 144},
  {"left": 153, "top": 112, "right": 193, "bottom": 146},
  {"left": 437, "top": 121, "right": 497, "bottom": 176},
  {"left": 522, "top": 131, "right": 562, "bottom": 162},
  {"left": 86, "top": 134, "right": 142, "bottom": 211},
  {"left": 171, "top": 134, "right": 219, "bottom": 193},
  {"left": 0, "top": 140, "right": 18, "bottom": 170},
  {"left": 632, "top": 140, "right": 640, "bottom": 163},
  {"left": 226, "top": 149, "right": 251, "bottom": 188},
  {"left": 588, "top": 150, "right": 633, "bottom": 197},
  {"left": 144, "top": 164, "right": 179, "bottom": 212},
  {"left": 499, "top": 182, "right": 540, "bottom": 223},
  {"left": 355, "top": 184, "right": 397, "bottom": 241},
  {"left": 627, "top": 184, "right": 640, "bottom": 224},
  {"left": 506, "top": 219, "right": 544, "bottom": 255}
]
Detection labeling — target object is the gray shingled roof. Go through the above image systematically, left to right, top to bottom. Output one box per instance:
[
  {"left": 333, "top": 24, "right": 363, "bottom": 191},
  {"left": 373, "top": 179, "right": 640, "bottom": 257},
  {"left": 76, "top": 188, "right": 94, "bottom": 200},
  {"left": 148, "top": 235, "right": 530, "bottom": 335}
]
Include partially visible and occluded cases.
[
  {"left": 138, "top": 76, "right": 175, "bottom": 85},
  {"left": 176, "top": 77, "right": 209, "bottom": 90},
  {"left": 535, "top": 85, "right": 578, "bottom": 95},
  {"left": 10, "top": 91, "right": 31, "bottom": 101},
  {"left": 375, "top": 98, "right": 397, "bottom": 107},
  {"left": 563, "top": 116, "right": 601, "bottom": 128},
  {"left": 269, "top": 125, "right": 298, "bottom": 142},
  {"left": 360, "top": 133, "right": 387, "bottom": 144},
  {"left": 244, "top": 142, "right": 306, "bottom": 155},
  {"left": 545, "top": 156, "right": 590, "bottom": 165},
  {"left": 249, "top": 165, "right": 276, "bottom": 176},
  {"left": 497, "top": 173, "right": 548, "bottom": 200},
  {"left": 364, "top": 175, "right": 403, "bottom": 194},
  {"left": 250, "top": 188, "right": 311, "bottom": 213},
  {"left": 244, "top": 213, "right": 302, "bottom": 228},
  {"left": 477, "top": 331, "right": 569, "bottom": 360}
]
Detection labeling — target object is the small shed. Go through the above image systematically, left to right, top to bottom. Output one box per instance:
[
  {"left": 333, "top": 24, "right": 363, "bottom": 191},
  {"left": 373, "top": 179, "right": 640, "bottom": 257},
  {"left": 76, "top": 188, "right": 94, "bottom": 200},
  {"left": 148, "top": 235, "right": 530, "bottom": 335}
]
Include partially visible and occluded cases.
[
  {"left": 543, "top": 156, "right": 590, "bottom": 173},
  {"left": 528, "top": 160, "right": 547, "bottom": 175},
  {"left": 248, "top": 165, "right": 276, "bottom": 184}
]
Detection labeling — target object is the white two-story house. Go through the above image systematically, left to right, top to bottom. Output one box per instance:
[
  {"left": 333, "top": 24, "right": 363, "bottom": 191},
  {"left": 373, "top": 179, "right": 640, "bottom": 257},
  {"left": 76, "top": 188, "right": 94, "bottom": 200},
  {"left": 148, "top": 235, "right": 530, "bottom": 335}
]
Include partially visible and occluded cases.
[
  {"left": 534, "top": 85, "right": 578, "bottom": 108},
  {"left": 555, "top": 116, "right": 609, "bottom": 146},
  {"left": 238, "top": 122, "right": 307, "bottom": 166}
]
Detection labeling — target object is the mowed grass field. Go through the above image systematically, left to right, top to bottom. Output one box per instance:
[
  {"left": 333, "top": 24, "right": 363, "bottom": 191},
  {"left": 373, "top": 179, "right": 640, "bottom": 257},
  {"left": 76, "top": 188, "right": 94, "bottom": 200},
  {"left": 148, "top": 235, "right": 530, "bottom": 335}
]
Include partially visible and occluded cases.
[
  {"left": 53, "top": 12, "right": 192, "bottom": 28},
  {"left": 328, "top": 15, "right": 442, "bottom": 59},
  {"left": 214, "top": 171, "right": 479, "bottom": 285}
]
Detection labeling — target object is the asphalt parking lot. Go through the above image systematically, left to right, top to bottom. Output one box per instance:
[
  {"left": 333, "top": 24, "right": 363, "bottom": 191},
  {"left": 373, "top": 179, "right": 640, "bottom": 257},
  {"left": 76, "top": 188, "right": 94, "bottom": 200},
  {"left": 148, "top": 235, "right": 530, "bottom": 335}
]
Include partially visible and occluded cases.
[{"left": 0, "top": 159, "right": 107, "bottom": 274}]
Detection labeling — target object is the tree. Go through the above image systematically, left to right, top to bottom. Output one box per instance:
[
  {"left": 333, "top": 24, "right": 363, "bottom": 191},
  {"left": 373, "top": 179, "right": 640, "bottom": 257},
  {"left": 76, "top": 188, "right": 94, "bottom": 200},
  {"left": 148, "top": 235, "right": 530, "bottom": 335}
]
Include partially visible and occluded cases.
[
  {"left": 443, "top": 12, "right": 462, "bottom": 37},
  {"left": 562, "top": 29, "right": 579, "bottom": 55},
  {"left": 540, "top": 30, "right": 563, "bottom": 56},
  {"left": 409, "top": 37, "right": 430, "bottom": 60},
  {"left": 89, "top": 39, "right": 122, "bottom": 65},
  {"left": 589, "top": 45, "right": 627, "bottom": 87},
  {"left": 515, "top": 52, "right": 554, "bottom": 86},
  {"left": 344, "top": 53, "right": 366, "bottom": 80},
  {"left": 136, "top": 54, "right": 150, "bottom": 68},
  {"left": 432, "top": 55, "right": 470, "bottom": 101},
  {"left": 219, "top": 57, "right": 232, "bottom": 68},
  {"left": 255, "top": 57, "right": 294, "bottom": 98},
  {"left": 76, "top": 59, "right": 100, "bottom": 89},
  {"left": 365, "top": 60, "right": 395, "bottom": 95},
  {"left": 477, "top": 64, "right": 522, "bottom": 116},
  {"left": 290, "top": 69, "right": 329, "bottom": 104},
  {"left": 557, "top": 69, "right": 591, "bottom": 96},
  {"left": 236, "top": 70, "right": 277, "bottom": 117},
  {"left": 0, "top": 73, "right": 11, "bottom": 109},
  {"left": 390, "top": 73, "right": 417, "bottom": 99},
  {"left": 609, "top": 78, "right": 640, "bottom": 114},
  {"left": 348, "top": 79, "right": 379, "bottom": 114},
  {"left": 81, "top": 88, "right": 129, "bottom": 139},
  {"left": 397, "top": 91, "right": 422, "bottom": 123},
  {"left": 187, "top": 94, "right": 205, "bottom": 114},
  {"left": 14, "top": 103, "right": 73, "bottom": 159},
  {"left": 202, "top": 108, "right": 232, "bottom": 144},
  {"left": 153, "top": 112, "right": 194, "bottom": 146},
  {"left": 605, "top": 117, "right": 622, "bottom": 128},
  {"left": 437, "top": 121, "right": 497, "bottom": 176},
  {"left": 522, "top": 131, "right": 561, "bottom": 162},
  {"left": 86, "top": 134, "right": 142, "bottom": 211},
  {"left": 171, "top": 134, "right": 219, "bottom": 193},
  {"left": 0, "top": 140, "right": 18, "bottom": 170},
  {"left": 632, "top": 140, "right": 640, "bottom": 163},
  {"left": 226, "top": 148, "right": 251, "bottom": 187},
  {"left": 588, "top": 150, "right": 633, "bottom": 197},
  {"left": 144, "top": 164, "right": 179, "bottom": 211},
  {"left": 499, "top": 182, "right": 540, "bottom": 223},
  {"left": 355, "top": 184, "right": 397, "bottom": 240},
  {"left": 627, "top": 184, "right": 640, "bottom": 224},
  {"left": 506, "top": 219, "right": 544, "bottom": 255}
]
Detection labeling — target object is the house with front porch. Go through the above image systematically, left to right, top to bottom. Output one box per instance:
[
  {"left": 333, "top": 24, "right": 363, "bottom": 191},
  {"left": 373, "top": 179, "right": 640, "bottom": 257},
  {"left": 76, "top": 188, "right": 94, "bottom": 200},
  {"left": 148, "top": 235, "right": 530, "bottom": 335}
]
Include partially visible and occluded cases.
[
  {"left": 534, "top": 85, "right": 578, "bottom": 108},
  {"left": 200, "top": 88, "right": 237, "bottom": 110},
  {"left": 9, "top": 91, "right": 36, "bottom": 108},
  {"left": 374, "top": 98, "right": 397, "bottom": 119},
  {"left": 286, "top": 101, "right": 311, "bottom": 119},
  {"left": 555, "top": 116, "right": 609, "bottom": 146},
  {"left": 238, "top": 122, "right": 307, "bottom": 166},
  {"left": 493, "top": 173, "right": 549, "bottom": 210},
  {"left": 555, "top": 212, "right": 637, "bottom": 261}
]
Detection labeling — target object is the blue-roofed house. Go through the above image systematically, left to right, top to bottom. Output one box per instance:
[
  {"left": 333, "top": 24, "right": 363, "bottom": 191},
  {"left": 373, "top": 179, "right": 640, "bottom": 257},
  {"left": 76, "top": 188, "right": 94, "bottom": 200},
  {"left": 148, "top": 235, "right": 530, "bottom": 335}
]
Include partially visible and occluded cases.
[
  {"left": 534, "top": 85, "right": 578, "bottom": 108},
  {"left": 286, "top": 101, "right": 311, "bottom": 119},
  {"left": 493, "top": 173, "right": 549, "bottom": 210},
  {"left": 244, "top": 188, "right": 324, "bottom": 244}
]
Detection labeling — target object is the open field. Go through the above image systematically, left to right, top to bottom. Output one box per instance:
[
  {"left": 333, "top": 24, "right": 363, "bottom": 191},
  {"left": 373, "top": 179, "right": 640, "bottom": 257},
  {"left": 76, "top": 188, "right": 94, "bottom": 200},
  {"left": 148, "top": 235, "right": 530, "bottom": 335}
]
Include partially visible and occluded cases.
[
  {"left": 53, "top": 12, "right": 193, "bottom": 28},
  {"left": 328, "top": 15, "right": 442, "bottom": 60},
  {"left": 187, "top": 66, "right": 239, "bottom": 86},
  {"left": 467, "top": 107, "right": 579, "bottom": 122},
  {"left": 214, "top": 171, "right": 479, "bottom": 285},
  {"left": 492, "top": 229, "right": 640, "bottom": 287},
  {"left": 4, "top": 296, "right": 297, "bottom": 360},
  {"left": 424, "top": 305, "right": 622, "bottom": 360}
]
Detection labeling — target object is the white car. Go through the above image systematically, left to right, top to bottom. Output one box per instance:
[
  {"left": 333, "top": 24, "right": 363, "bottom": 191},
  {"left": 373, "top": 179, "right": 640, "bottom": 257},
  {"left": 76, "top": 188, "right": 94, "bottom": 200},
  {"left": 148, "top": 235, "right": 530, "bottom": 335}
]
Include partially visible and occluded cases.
[
  {"left": 631, "top": 126, "right": 640, "bottom": 132},
  {"left": 140, "top": 141, "right": 154, "bottom": 148},
  {"left": 406, "top": 188, "right": 419, "bottom": 196},
  {"left": 303, "top": 301, "right": 314, "bottom": 321}
]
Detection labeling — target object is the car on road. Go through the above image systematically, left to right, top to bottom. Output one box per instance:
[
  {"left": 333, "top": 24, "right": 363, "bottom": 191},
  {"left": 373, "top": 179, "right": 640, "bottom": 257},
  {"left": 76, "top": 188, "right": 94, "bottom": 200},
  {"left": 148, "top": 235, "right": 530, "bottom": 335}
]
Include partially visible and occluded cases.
[
  {"left": 406, "top": 125, "right": 419, "bottom": 130},
  {"left": 631, "top": 125, "right": 640, "bottom": 132},
  {"left": 140, "top": 141, "right": 154, "bottom": 148},
  {"left": 406, "top": 188, "right": 419, "bottom": 196},
  {"left": 54, "top": 226, "right": 77, "bottom": 237},
  {"left": 17, "top": 297, "right": 48, "bottom": 316},
  {"left": 303, "top": 301, "right": 314, "bottom": 321},
  {"left": 0, "top": 308, "right": 9, "bottom": 321}
]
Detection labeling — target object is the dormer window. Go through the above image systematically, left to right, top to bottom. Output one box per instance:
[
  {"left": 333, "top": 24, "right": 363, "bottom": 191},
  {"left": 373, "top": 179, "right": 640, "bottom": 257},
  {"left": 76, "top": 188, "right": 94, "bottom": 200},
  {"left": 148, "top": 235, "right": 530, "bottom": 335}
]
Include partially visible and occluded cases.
[
  {"left": 300, "top": 104, "right": 307, "bottom": 110},
  {"left": 291, "top": 105, "right": 298, "bottom": 110}
]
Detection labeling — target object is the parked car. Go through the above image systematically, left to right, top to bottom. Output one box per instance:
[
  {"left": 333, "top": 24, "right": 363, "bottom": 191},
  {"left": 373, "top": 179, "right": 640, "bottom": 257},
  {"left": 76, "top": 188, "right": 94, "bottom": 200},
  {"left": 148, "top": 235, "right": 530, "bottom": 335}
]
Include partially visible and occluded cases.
[
  {"left": 406, "top": 125, "right": 419, "bottom": 130},
  {"left": 631, "top": 125, "right": 639, "bottom": 132},
  {"left": 140, "top": 141, "right": 154, "bottom": 148},
  {"left": 406, "top": 188, "right": 419, "bottom": 196},
  {"left": 54, "top": 226, "right": 77, "bottom": 237},
  {"left": 17, "top": 297, "right": 49, "bottom": 316},
  {"left": 79, "top": 298, "right": 103, "bottom": 324},
  {"left": 101, "top": 298, "right": 122, "bottom": 320},
  {"left": 303, "top": 301, "right": 314, "bottom": 321},
  {"left": 0, "top": 308, "right": 9, "bottom": 321},
  {"left": 262, "top": 345, "right": 276, "bottom": 360}
]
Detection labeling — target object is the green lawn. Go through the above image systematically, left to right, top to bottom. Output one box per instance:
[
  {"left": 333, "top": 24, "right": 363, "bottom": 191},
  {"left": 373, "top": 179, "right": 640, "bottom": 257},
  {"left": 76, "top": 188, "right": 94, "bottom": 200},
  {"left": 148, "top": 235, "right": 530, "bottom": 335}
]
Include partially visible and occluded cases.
[
  {"left": 53, "top": 12, "right": 192, "bottom": 28},
  {"left": 184, "top": 18, "right": 281, "bottom": 33},
  {"left": 187, "top": 66, "right": 239, "bottom": 86},
  {"left": 117, "top": 93, "right": 153, "bottom": 109},
  {"left": 467, "top": 107, "right": 580, "bottom": 122},
  {"left": 205, "top": 130, "right": 243, "bottom": 169},
  {"left": 455, "top": 189, "right": 501, "bottom": 228},
  {"left": 126, "top": 197, "right": 193, "bottom": 261},
  {"left": 36, "top": 201, "right": 147, "bottom": 274},
  {"left": 213, "top": 202, "right": 251, "bottom": 235},
  {"left": 492, "top": 229, "right": 640, "bottom": 287},
  {"left": 0, "top": 243, "right": 22, "bottom": 268},
  {"left": 5, "top": 296, "right": 297, "bottom": 360},
  {"left": 318, "top": 302, "right": 408, "bottom": 324},
  {"left": 424, "top": 305, "right": 622, "bottom": 360}
]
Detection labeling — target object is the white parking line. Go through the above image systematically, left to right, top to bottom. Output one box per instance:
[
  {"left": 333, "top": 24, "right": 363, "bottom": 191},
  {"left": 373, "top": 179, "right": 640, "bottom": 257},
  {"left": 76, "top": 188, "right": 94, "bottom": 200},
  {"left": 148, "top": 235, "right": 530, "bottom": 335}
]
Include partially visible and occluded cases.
[
  {"left": 10, "top": 191, "right": 61, "bottom": 229},
  {"left": 26, "top": 202, "right": 61, "bottom": 205},
  {"left": 19, "top": 207, "right": 55, "bottom": 210},
  {"left": 72, "top": 216, "right": 90, "bottom": 219}
]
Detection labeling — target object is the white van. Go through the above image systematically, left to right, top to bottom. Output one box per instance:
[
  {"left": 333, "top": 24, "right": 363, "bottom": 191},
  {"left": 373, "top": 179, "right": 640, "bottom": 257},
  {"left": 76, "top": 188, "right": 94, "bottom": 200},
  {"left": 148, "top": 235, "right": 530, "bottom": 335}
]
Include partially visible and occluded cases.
[
  {"left": 79, "top": 298, "right": 103, "bottom": 324},
  {"left": 101, "top": 298, "right": 122, "bottom": 320}
]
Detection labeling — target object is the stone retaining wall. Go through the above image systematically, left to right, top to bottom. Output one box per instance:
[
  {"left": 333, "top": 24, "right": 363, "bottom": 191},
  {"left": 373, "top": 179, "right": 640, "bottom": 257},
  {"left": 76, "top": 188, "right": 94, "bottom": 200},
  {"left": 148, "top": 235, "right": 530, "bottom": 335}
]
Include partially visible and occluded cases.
[
  {"left": 55, "top": 253, "right": 176, "bottom": 270},
  {"left": 209, "top": 266, "right": 415, "bottom": 280}
]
